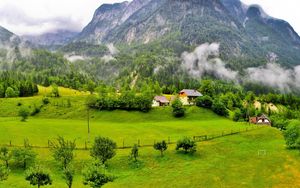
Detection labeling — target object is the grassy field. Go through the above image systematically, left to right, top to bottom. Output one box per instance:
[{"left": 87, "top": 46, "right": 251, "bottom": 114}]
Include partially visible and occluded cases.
[{"left": 0, "top": 88, "right": 299, "bottom": 187}]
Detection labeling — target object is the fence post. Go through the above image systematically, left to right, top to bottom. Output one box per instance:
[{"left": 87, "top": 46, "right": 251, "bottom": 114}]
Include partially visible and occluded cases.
[
  {"left": 205, "top": 135, "right": 207, "bottom": 140},
  {"left": 9, "top": 140, "right": 12, "bottom": 147}
]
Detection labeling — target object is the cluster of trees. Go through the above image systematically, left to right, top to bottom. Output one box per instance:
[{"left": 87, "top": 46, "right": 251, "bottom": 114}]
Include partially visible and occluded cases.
[
  {"left": 0, "top": 72, "right": 38, "bottom": 98},
  {"left": 86, "top": 90, "right": 154, "bottom": 112},
  {"left": 283, "top": 121, "right": 300, "bottom": 150},
  {"left": 0, "top": 136, "right": 198, "bottom": 187}
]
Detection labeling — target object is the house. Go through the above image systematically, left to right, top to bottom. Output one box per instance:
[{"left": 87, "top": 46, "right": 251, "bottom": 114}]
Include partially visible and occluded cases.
[
  {"left": 179, "top": 89, "right": 203, "bottom": 105},
  {"left": 152, "top": 96, "right": 170, "bottom": 107},
  {"left": 249, "top": 114, "right": 271, "bottom": 125}
]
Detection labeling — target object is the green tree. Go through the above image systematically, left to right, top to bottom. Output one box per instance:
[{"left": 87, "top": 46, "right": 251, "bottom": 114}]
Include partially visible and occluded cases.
[
  {"left": 200, "top": 80, "right": 215, "bottom": 97},
  {"left": 51, "top": 84, "right": 60, "bottom": 97},
  {"left": 5, "top": 87, "right": 17, "bottom": 98},
  {"left": 195, "top": 96, "right": 213, "bottom": 108},
  {"left": 171, "top": 98, "right": 185, "bottom": 117},
  {"left": 212, "top": 99, "right": 228, "bottom": 117},
  {"left": 19, "top": 106, "right": 30, "bottom": 122},
  {"left": 283, "top": 123, "right": 300, "bottom": 149},
  {"left": 50, "top": 137, "right": 76, "bottom": 169},
  {"left": 90, "top": 137, "right": 117, "bottom": 165},
  {"left": 176, "top": 137, "right": 197, "bottom": 154},
  {"left": 153, "top": 140, "right": 168, "bottom": 157},
  {"left": 130, "top": 144, "right": 139, "bottom": 162},
  {"left": 0, "top": 147, "right": 11, "bottom": 168},
  {"left": 12, "top": 148, "right": 36, "bottom": 169},
  {"left": 0, "top": 165, "right": 9, "bottom": 181},
  {"left": 25, "top": 165, "right": 52, "bottom": 188},
  {"left": 82, "top": 165, "right": 113, "bottom": 188},
  {"left": 62, "top": 166, "right": 74, "bottom": 188}
]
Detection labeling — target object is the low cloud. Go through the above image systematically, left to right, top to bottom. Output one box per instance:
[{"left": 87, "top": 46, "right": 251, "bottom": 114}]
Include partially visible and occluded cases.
[
  {"left": 101, "top": 43, "right": 119, "bottom": 62},
  {"left": 181, "top": 43, "right": 238, "bottom": 81},
  {"left": 246, "top": 63, "right": 300, "bottom": 92}
]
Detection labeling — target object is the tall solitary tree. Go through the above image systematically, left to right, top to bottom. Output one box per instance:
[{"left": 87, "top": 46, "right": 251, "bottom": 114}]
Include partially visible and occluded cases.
[{"left": 130, "top": 144, "right": 139, "bottom": 162}]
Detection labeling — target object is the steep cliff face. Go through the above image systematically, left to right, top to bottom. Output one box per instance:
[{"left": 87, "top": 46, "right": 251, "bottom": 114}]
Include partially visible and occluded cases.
[{"left": 77, "top": 0, "right": 152, "bottom": 43}]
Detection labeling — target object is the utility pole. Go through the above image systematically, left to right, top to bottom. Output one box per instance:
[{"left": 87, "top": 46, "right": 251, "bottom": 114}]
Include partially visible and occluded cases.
[{"left": 87, "top": 107, "right": 90, "bottom": 143}]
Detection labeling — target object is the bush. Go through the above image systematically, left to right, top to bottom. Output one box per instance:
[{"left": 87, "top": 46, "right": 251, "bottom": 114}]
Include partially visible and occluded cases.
[
  {"left": 195, "top": 96, "right": 213, "bottom": 108},
  {"left": 42, "top": 97, "right": 50, "bottom": 105},
  {"left": 171, "top": 98, "right": 185, "bottom": 117},
  {"left": 212, "top": 99, "right": 228, "bottom": 117},
  {"left": 31, "top": 104, "right": 41, "bottom": 116},
  {"left": 19, "top": 106, "right": 30, "bottom": 122},
  {"left": 233, "top": 109, "right": 242, "bottom": 122},
  {"left": 283, "top": 122, "right": 300, "bottom": 149},
  {"left": 176, "top": 137, "right": 196, "bottom": 154},
  {"left": 153, "top": 140, "right": 168, "bottom": 157},
  {"left": 130, "top": 144, "right": 139, "bottom": 162},
  {"left": 12, "top": 148, "right": 36, "bottom": 169},
  {"left": 0, "top": 165, "right": 9, "bottom": 181},
  {"left": 25, "top": 165, "right": 52, "bottom": 188},
  {"left": 83, "top": 165, "right": 113, "bottom": 188}
]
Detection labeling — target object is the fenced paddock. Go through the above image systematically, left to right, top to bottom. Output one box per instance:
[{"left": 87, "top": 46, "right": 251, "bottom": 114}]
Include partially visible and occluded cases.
[{"left": 0, "top": 125, "right": 262, "bottom": 150}]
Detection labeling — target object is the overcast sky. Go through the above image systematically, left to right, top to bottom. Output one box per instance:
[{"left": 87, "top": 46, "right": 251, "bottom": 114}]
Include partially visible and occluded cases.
[{"left": 0, "top": 0, "right": 299, "bottom": 36}]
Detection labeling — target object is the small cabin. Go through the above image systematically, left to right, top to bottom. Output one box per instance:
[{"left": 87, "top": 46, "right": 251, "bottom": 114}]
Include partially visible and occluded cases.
[
  {"left": 179, "top": 89, "right": 203, "bottom": 105},
  {"left": 152, "top": 96, "right": 170, "bottom": 107},
  {"left": 249, "top": 114, "right": 271, "bottom": 125}
]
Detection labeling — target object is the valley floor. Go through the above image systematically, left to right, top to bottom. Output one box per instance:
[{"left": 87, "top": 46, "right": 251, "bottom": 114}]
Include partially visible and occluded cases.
[{"left": 0, "top": 94, "right": 299, "bottom": 187}]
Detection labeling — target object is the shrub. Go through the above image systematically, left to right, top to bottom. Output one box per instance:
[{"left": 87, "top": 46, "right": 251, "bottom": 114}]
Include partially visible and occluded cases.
[
  {"left": 195, "top": 96, "right": 213, "bottom": 108},
  {"left": 42, "top": 97, "right": 50, "bottom": 105},
  {"left": 171, "top": 98, "right": 185, "bottom": 117},
  {"left": 212, "top": 99, "right": 228, "bottom": 117},
  {"left": 19, "top": 106, "right": 30, "bottom": 122},
  {"left": 233, "top": 108, "right": 242, "bottom": 122},
  {"left": 283, "top": 122, "right": 300, "bottom": 149},
  {"left": 90, "top": 137, "right": 117, "bottom": 165},
  {"left": 176, "top": 137, "right": 196, "bottom": 154},
  {"left": 153, "top": 140, "right": 168, "bottom": 157},
  {"left": 130, "top": 144, "right": 139, "bottom": 162},
  {"left": 0, "top": 147, "right": 11, "bottom": 168},
  {"left": 12, "top": 148, "right": 36, "bottom": 169},
  {"left": 0, "top": 165, "right": 9, "bottom": 181},
  {"left": 25, "top": 165, "right": 52, "bottom": 188},
  {"left": 82, "top": 165, "right": 113, "bottom": 188},
  {"left": 62, "top": 166, "right": 74, "bottom": 188}
]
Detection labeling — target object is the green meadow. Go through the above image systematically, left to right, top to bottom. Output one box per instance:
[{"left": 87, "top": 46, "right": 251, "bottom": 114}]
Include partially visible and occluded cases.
[{"left": 0, "top": 88, "right": 299, "bottom": 187}]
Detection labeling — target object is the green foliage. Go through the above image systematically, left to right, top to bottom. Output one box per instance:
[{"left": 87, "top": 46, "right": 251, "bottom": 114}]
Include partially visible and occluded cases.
[
  {"left": 51, "top": 84, "right": 60, "bottom": 97},
  {"left": 5, "top": 87, "right": 18, "bottom": 98},
  {"left": 88, "top": 90, "right": 153, "bottom": 112},
  {"left": 195, "top": 96, "right": 213, "bottom": 108},
  {"left": 42, "top": 97, "right": 50, "bottom": 105},
  {"left": 171, "top": 98, "right": 185, "bottom": 117},
  {"left": 212, "top": 99, "right": 228, "bottom": 117},
  {"left": 19, "top": 106, "right": 30, "bottom": 122},
  {"left": 233, "top": 109, "right": 242, "bottom": 122},
  {"left": 283, "top": 122, "right": 300, "bottom": 149},
  {"left": 50, "top": 137, "right": 76, "bottom": 169},
  {"left": 91, "top": 137, "right": 117, "bottom": 165},
  {"left": 176, "top": 137, "right": 196, "bottom": 154},
  {"left": 153, "top": 140, "right": 168, "bottom": 157},
  {"left": 130, "top": 144, "right": 139, "bottom": 162},
  {"left": 0, "top": 147, "right": 11, "bottom": 168},
  {"left": 12, "top": 148, "right": 36, "bottom": 169},
  {"left": 82, "top": 164, "right": 113, "bottom": 188},
  {"left": 0, "top": 165, "right": 9, "bottom": 181},
  {"left": 25, "top": 165, "right": 52, "bottom": 188},
  {"left": 62, "top": 166, "right": 74, "bottom": 188}
]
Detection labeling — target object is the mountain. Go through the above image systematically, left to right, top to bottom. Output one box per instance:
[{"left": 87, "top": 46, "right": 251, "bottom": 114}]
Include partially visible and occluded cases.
[
  {"left": 75, "top": 0, "right": 300, "bottom": 67},
  {"left": 76, "top": 0, "right": 152, "bottom": 43},
  {"left": 0, "top": 26, "right": 19, "bottom": 45},
  {"left": 23, "top": 30, "right": 78, "bottom": 49}
]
